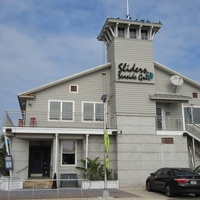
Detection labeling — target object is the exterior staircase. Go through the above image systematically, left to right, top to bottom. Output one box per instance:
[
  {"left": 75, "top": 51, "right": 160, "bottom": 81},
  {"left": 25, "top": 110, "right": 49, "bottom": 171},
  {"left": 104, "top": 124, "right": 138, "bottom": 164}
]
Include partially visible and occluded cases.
[{"left": 23, "top": 178, "right": 52, "bottom": 189}]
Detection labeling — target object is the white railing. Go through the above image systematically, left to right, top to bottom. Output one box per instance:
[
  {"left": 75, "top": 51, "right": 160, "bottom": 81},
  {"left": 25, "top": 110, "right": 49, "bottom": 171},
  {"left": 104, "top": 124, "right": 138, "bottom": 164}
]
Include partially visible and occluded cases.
[
  {"left": 3, "top": 110, "right": 116, "bottom": 129},
  {"left": 156, "top": 116, "right": 184, "bottom": 131}
]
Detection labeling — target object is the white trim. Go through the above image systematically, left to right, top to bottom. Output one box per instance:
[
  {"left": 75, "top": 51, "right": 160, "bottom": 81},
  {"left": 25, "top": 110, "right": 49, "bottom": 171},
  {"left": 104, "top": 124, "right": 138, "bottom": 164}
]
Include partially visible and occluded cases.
[
  {"left": 69, "top": 84, "right": 78, "bottom": 93},
  {"left": 48, "top": 100, "right": 75, "bottom": 122},
  {"left": 82, "top": 101, "right": 104, "bottom": 123},
  {"left": 3, "top": 127, "right": 117, "bottom": 135},
  {"left": 157, "top": 131, "right": 184, "bottom": 136},
  {"left": 61, "top": 140, "right": 77, "bottom": 167}
]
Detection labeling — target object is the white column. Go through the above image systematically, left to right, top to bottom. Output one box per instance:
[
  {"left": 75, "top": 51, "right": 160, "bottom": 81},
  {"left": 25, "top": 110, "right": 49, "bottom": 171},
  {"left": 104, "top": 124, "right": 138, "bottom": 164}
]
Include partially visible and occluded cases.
[
  {"left": 54, "top": 133, "right": 58, "bottom": 174},
  {"left": 85, "top": 134, "right": 89, "bottom": 169}
]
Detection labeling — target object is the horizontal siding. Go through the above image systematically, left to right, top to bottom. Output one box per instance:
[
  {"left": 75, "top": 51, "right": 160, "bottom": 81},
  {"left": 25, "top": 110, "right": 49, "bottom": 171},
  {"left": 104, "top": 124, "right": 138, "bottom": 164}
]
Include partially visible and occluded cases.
[
  {"left": 113, "top": 38, "right": 153, "bottom": 63},
  {"left": 155, "top": 67, "right": 200, "bottom": 106},
  {"left": 26, "top": 68, "right": 111, "bottom": 128},
  {"left": 115, "top": 82, "right": 155, "bottom": 115}
]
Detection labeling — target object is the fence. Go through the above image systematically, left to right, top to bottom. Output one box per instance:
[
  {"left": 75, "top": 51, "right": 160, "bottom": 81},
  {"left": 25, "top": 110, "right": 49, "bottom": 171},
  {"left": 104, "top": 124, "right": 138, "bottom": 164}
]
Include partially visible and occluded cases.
[
  {"left": 0, "top": 177, "right": 120, "bottom": 200},
  {"left": 0, "top": 178, "right": 93, "bottom": 200}
]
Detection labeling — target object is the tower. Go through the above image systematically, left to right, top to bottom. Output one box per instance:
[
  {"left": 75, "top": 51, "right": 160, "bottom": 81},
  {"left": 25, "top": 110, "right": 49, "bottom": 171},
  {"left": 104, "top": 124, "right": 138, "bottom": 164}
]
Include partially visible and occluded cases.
[
  {"left": 97, "top": 17, "right": 162, "bottom": 187},
  {"left": 97, "top": 18, "right": 162, "bottom": 120}
]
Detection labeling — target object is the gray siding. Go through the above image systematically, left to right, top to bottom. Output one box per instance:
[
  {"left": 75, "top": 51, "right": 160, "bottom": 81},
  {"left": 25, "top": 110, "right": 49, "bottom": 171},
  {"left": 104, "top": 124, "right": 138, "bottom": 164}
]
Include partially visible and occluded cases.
[
  {"left": 112, "top": 38, "right": 153, "bottom": 63},
  {"left": 155, "top": 67, "right": 200, "bottom": 106},
  {"left": 25, "top": 68, "right": 113, "bottom": 128},
  {"left": 115, "top": 82, "right": 155, "bottom": 115}
]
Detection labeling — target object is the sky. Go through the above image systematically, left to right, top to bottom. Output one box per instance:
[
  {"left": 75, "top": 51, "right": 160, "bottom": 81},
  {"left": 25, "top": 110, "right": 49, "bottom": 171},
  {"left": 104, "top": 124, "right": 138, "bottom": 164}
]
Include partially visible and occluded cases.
[{"left": 0, "top": 0, "right": 200, "bottom": 128}]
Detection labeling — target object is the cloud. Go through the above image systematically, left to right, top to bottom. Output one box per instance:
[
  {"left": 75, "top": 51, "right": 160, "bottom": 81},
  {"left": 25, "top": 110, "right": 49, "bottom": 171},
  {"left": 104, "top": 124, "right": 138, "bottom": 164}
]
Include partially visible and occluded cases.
[{"left": 0, "top": 0, "right": 200, "bottom": 124}]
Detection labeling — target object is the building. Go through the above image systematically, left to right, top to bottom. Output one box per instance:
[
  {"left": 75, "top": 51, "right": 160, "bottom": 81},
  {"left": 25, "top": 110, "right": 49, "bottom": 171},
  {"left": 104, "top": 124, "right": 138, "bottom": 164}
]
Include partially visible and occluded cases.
[{"left": 3, "top": 16, "right": 200, "bottom": 188}]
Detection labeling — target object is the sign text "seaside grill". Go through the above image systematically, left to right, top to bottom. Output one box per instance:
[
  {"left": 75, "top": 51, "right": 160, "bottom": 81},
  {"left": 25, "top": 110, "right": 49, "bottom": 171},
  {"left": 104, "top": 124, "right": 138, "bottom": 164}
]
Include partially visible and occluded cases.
[{"left": 118, "top": 63, "right": 154, "bottom": 81}]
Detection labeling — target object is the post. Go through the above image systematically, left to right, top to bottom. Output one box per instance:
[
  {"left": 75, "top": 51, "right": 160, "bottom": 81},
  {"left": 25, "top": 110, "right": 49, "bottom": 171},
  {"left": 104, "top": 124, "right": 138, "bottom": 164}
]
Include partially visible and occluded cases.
[{"left": 101, "top": 94, "right": 109, "bottom": 198}]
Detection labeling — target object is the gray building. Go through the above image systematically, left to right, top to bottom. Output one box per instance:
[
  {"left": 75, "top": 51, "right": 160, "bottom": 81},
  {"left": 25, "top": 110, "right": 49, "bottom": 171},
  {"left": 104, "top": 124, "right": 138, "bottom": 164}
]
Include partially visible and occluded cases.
[{"left": 3, "top": 17, "right": 200, "bottom": 188}]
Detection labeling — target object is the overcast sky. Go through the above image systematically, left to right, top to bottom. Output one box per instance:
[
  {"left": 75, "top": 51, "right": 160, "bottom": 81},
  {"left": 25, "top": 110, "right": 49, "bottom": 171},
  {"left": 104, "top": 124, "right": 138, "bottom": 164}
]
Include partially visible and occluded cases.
[{"left": 0, "top": 0, "right": 200, "bottom": 126}]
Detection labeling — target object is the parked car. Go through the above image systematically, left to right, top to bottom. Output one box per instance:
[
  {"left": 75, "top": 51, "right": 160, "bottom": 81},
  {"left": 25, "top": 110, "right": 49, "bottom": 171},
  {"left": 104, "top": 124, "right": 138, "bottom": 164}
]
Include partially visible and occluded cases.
[{"left": 146, "top": 167, "right": 200, "bottom": 197}]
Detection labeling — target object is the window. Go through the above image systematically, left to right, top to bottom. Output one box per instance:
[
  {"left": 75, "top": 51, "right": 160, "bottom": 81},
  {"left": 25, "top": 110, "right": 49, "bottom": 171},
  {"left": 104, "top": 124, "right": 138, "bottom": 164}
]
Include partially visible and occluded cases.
[
  {"left": 118, "top": 27, "right": 125, "bottom": 38},
  {"left": 130, "top": 28, "right": 136, "bottom": 39},
  {"left": 141, "top": 30, "right": 148, "bottom": 40},
  {"left": 70, "top": 85, "right": 78, "bottom": 93},
  {"left": 192, "top": 92, "right": 198, "bottom": 98},
  {"left": 49, "top": 100, "right": 74, "bottom": 121},
  {"left": 83, "top": 102, "right": 104, "bottom": 122},
  {"left": 184, "top": 107, "right": 200, "bottom": 124},
  {"left": 61, "top": 140, "right": 76, "bottom": 165}
]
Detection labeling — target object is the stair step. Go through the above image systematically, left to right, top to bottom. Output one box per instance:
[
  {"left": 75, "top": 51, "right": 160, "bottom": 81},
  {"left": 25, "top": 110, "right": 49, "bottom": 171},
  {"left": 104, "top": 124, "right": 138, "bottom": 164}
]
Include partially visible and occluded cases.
[{"left": 23, "top": 179, "right": 52, "bottom": 189}]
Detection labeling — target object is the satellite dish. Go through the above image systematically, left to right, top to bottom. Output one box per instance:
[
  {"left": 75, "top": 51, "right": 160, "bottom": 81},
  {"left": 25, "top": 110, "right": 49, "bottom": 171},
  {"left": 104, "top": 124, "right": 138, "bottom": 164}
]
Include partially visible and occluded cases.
[{"left": 170, "top": 75, "right": 184, "bottom": 86}]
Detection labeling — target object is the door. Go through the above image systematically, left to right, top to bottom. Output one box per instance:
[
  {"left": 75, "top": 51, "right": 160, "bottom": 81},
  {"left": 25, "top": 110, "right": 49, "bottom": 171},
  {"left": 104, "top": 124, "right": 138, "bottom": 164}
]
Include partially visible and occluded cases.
[
  {"left": 156, "top": 106, "right": 165, "bottom": 130},
  {"left": 29, "top": 146, "right": 51, "bottom": 177}
]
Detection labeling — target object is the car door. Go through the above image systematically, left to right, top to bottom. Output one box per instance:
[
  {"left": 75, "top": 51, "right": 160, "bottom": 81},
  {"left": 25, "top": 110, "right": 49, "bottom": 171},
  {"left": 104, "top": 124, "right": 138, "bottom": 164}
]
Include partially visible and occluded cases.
[
  {"left": 153, "top": 168, "right": 164, "bottom": 191},
  {"left": 153, "top": 168, "right": 172, "bottom": 192},
  {"left": 158, "top": 168, "right": 172, "bottom": 192}
]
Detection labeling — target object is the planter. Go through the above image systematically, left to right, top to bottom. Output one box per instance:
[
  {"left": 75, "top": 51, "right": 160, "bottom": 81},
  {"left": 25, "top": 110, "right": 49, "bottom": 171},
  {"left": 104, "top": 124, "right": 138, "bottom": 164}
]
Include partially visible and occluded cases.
[{"left": 81, "top": 180, "right": 118, "bottom": 189}]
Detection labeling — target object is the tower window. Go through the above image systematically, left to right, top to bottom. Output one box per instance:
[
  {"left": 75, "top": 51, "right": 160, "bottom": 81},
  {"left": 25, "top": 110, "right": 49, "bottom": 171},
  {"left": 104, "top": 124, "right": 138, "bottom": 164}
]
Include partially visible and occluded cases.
[
  {"left": 118, "top": 27, "right": 125, "bottom": 38},
  {"left": 130, "top": 28, "right": 136, "bottom": 39},
  {"left": 141, "top": 30, "right": 148, "bottom": 40}
]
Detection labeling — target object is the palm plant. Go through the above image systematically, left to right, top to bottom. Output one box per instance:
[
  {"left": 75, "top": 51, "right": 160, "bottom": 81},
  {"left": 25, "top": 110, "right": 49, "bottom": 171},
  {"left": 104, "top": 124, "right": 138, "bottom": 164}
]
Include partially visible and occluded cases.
[
  {"left": 76, "top": 157, "right": 117, "bottom": 181},
  {"left": 76, "top": 157, "right": 104, "bottom": 181}
]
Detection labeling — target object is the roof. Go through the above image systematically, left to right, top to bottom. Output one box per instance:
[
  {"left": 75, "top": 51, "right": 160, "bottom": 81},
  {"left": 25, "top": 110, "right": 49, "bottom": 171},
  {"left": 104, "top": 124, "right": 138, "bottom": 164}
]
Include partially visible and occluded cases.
[{"left": 149, "top": 93, "right": 191, "bottom": 102}]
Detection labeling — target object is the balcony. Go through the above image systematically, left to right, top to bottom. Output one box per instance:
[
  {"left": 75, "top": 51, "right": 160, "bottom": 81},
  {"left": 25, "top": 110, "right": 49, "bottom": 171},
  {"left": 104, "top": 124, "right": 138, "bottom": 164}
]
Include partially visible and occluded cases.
[
  {"left": 3, "top": 110, "right": 116, "bottom": 130},
  {"left": 3, "top": 110, "right": 187, "bottom": 133},
  {"left": 156, "top": 116, "right": 184, "bottom": 131}
]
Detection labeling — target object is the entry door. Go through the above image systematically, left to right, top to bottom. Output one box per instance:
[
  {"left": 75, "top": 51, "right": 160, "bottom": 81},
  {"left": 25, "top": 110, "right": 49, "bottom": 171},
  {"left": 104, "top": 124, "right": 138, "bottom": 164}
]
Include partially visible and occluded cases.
[
  {"left": 156, "top": 106, "right": 165, "bottom": 130},
  {"left": 29, "top": 146, "right": 51, "bottom": 177}
]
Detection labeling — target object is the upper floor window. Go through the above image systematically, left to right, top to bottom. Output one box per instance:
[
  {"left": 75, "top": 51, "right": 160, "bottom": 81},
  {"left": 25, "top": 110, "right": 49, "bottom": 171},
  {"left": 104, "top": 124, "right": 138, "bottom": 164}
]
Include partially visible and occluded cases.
[
  {"left": 118, "top": 27, "right": 125, "bottom": 38},
  {"left": 130, "top": 28, "right": 136, "bottom": 39},
  {"left": 141, "top": 30, "right": 148, "bottom": 40},
  {"left": 49, "top": 100, "right": 74, "bottom": 121},
  {"left": 82, "top": 102, "right": 104, "bottom": 122},
  {"left": 61, "top": 140, "right": 76, "bottom": 166}
]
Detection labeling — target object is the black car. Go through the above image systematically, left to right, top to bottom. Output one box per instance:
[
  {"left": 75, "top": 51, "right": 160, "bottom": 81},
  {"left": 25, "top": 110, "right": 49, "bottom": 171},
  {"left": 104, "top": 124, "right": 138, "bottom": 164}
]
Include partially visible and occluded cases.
[
  {"left": 194, "top": 165, "right": 200, "bottom": 175},
  {"left": 146, "top": 167, "right": 200, "bottom": 197}
]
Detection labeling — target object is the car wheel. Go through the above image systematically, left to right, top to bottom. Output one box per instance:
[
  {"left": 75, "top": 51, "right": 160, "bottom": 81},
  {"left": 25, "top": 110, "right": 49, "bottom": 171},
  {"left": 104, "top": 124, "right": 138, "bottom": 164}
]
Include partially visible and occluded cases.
[
  {"left": 146, "top": 180, "right": 152, "bottom": 191},
  {"left": 165, "top": 184, "right": 173, "bottom": 197}
]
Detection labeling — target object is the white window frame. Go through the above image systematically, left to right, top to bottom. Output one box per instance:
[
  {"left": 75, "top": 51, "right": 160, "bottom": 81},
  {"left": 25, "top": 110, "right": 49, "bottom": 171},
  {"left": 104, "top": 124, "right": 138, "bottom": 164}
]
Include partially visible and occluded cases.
[
  {"left": 69, "top": 85, "right": 79, "bottom": 93},
  {"left": 48, "top": 100, "right": 75, "bottom": 122},
  {"left": 82, "top": 101, "right": 104, "bottom": 122},
  {"left": 61, "top": 140, "right": 77, "bottom": 166}
]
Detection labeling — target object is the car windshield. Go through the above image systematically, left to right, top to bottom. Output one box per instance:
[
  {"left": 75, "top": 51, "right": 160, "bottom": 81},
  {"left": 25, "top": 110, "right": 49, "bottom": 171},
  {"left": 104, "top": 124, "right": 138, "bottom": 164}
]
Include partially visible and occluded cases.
[{"left": 172, "top": 168, "right": 198, "bottom": 176}]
